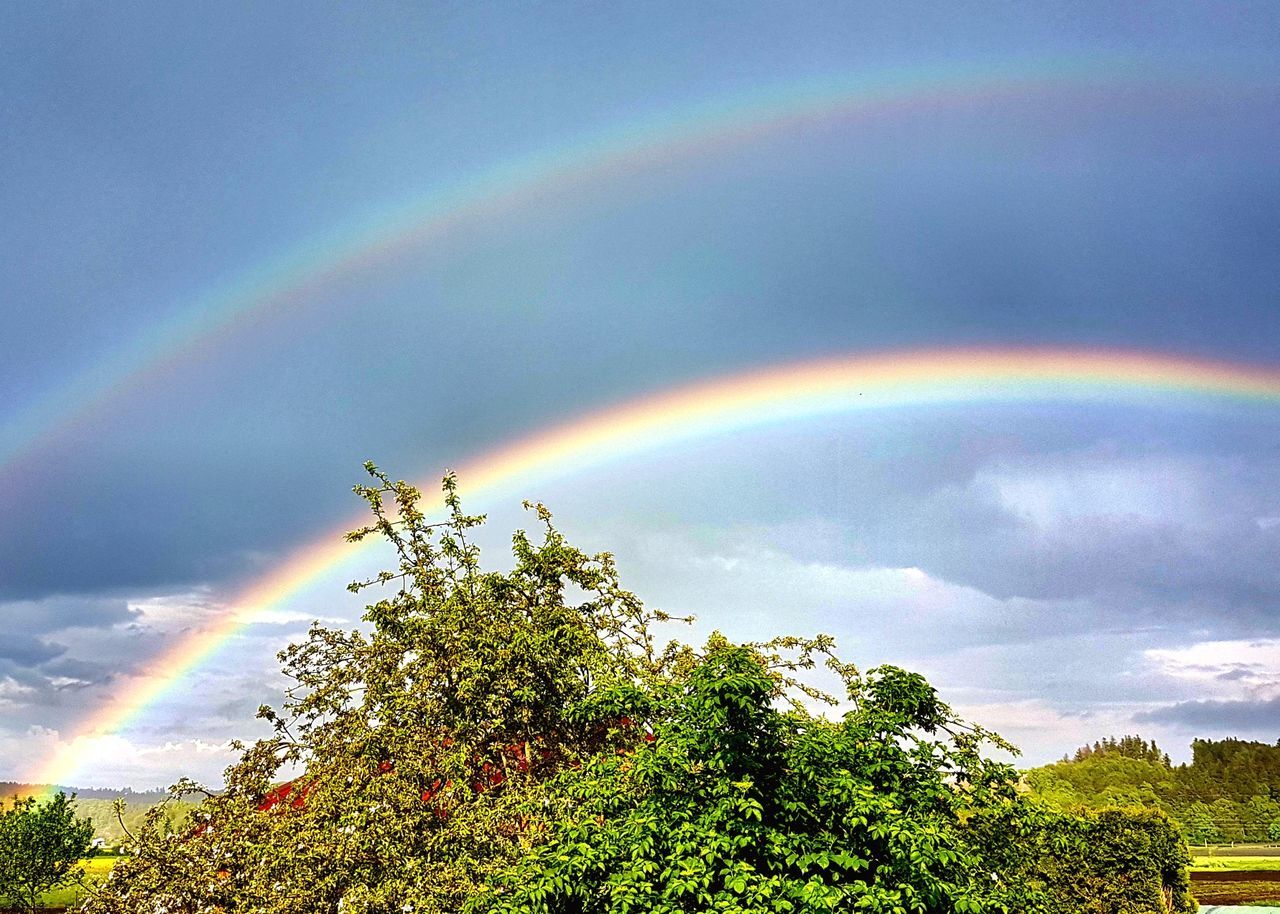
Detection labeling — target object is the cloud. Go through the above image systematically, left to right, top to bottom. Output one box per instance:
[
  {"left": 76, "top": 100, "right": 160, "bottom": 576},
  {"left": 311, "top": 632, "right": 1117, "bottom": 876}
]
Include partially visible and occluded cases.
[
  {"left": 8, "top": 412, "right": 1280, "bottom": 783},
  {"left": 818, "top": 447, "right": 1280, "bottom": 627},
  {"left": 0, "top": 595, "right": 140, "bottom": 637},
  {"left": 0, "top": 634, "right": 66, "bottom": 666},
  {"left": 1143, "top": 639, "right": 1280, "bottom": 699},
  {"left": 0, "top": 677, "right": 39, "bottom": 710},
  {"left": 1136, "top": 696, "right": 1280, "bottom": 732},
  {"left": 2, "top": 726, "right": 242, "bottom": 790}
]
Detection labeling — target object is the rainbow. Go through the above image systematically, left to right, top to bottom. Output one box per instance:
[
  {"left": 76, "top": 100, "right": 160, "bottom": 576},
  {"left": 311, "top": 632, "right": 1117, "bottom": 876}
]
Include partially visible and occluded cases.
[
  {"left": 0, "top": 55, "right": 1184, "bottom": 481},
  {"left": 28, "top": 346, "right": 1280, "bottom": 790}
]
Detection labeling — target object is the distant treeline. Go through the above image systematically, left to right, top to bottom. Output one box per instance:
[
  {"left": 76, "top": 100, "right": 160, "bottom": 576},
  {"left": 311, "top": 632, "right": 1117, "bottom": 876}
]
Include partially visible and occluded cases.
[
  {"left": 1026, "top": 736, "right": 1280, "bottom": 844},
  {"left": 1, "top": 783, "right": 169, "bottom": 803},
  {"left": 1, "top": 784, "right": 189, "bottom": 845}
]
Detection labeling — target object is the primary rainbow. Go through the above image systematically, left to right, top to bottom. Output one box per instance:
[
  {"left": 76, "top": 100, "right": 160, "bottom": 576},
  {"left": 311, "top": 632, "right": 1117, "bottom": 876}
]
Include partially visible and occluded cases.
[
  {"left": 0, "top": 55, "right": 1177, "bottom": 480},
  {"left": 29, "top": 346, "right": 1280, "bottom": 790}
]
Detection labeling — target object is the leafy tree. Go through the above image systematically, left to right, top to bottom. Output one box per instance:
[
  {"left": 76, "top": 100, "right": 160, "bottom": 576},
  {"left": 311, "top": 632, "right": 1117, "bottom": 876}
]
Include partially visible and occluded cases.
[
  {"left": 82, "top": 466, "right": 1192, "bottom": 914},
  {"left": 84, "top": 467, "right": 705, "bottom": 914},
  {"left": 470, "top": 642, "right": 1023, "bottom": 914},
  {"left": 1029, "top": 734, "right": 1280, "bottom": 843},
  {"left": 1071, "top": 736, "right": 1170, "bottom": 767},
  {"left": 0, "top": 791, "right": 95, "bottom": 914},
  {"left": 1177, "top": 803, "right": 1222, "bottom": 846},
  {"left": 968, "top": 804, "right": 1194, "bottom": 914}
]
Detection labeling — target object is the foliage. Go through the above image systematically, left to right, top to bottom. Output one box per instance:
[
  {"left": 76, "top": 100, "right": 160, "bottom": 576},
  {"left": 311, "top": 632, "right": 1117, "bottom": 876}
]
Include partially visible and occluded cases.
[
  {"left": 81, "top": 465, "right": 1195, "bottom": 914},
  {"left": 82, "top": 467, "right": 704, "bottom": 914},
  {"left": 469, "top": 642, "right": 1023, "bottom": 914},
  {"left": 1027, "top": 736, "right": 1280, "bottom": 844},
  {"left": 1070, "top": 736, "right": 1171, "bottom": 767},
  {"left": 0, "top": 791, "right": 95, "bottom": 914},
  {"left": 968, "top": 804, "right": 1195, "bottom": 914}
]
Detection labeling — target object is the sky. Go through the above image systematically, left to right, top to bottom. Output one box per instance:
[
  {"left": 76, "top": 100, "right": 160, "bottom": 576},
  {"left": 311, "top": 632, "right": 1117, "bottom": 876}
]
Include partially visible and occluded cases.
[{"left": 2, "top": 1, "right": 1279, "bottom": 788}]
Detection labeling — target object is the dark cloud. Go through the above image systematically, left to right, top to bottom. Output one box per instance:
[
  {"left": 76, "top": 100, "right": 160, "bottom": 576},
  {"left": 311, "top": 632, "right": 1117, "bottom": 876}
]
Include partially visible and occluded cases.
[
  {"left": 567, "top": 416, "right": 1280, "bottom": 639},
  {"left": 840, "top": 448, "right": 1280, "bottom": 619},
  {"left": 0, "top": 596, "right": 141, "bottom": 636},
  {"left": 0, "top": 635, "right": 65, "bottom": 667},
  {"left": 39, "top": 657, "right": 119, "bottom": 687},
  {"left": 1137, "top": 696, "right": 1280, "bottom": 732}
]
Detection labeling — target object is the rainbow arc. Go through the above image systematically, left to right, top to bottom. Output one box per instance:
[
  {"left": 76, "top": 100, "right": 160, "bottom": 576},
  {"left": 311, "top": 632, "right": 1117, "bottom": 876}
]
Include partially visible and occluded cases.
[
  {"left": 2, "top": 55, "right": 1163, "bottom": 480},
  {"left": 30, "top": 346, "right": 1280, "bottom": 790}
]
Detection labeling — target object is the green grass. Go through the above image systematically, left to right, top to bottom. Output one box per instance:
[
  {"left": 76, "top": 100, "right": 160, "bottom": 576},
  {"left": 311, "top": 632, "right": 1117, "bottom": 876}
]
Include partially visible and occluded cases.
[
  {"left": 27, "top": 855, "right": 120, "bottom": 909},
  {"left": 1193, "top": 856, "right": 1280, "bottom": 871}
]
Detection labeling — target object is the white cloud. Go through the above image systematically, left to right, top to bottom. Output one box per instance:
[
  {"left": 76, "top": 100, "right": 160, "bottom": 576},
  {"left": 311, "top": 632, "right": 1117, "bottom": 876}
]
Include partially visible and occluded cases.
[
  {"left": 978, "top": 454, "right": 1213, "bottom": 528},
  {"left": 1144, "top": 638, "right": 1280, "bottom": 699},
  {"left": 0, "top": 676, "right": 38, "bottom": 709},
  {"left": 7, "top": 727, "right": 240, "bottom": 789}
]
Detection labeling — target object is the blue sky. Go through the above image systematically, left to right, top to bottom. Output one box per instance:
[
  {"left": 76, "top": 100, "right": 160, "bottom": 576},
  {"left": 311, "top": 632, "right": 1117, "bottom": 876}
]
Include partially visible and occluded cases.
[{"left": 2, "top": 2, "right": 1279, "bottom": 786}]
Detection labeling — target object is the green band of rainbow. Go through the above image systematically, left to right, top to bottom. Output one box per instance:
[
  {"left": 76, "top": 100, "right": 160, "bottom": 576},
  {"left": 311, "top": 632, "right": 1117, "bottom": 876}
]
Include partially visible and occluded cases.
[{"left": 28, "top": 346, "right": 1280, "bottom": 790}]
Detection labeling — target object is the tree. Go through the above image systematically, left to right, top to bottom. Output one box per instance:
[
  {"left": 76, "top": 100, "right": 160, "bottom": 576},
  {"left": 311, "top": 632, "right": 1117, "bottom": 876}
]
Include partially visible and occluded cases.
[
  {"left": 83, "top": 466, "right": 1192, "bottom": 914},
  {"left": 85, "top": 467, "right": 701, "bottom": 914},
  {"left": 469, "top": 643, "right": 1026, "bottom": 913},
  {"left": 0, "top": 791, "right": 94, "bottom": 914},
  {"left": 1177, "top": 803, "right": 1222, "bottom": 846},
  {"left": 968, "top": 804, "right": 1195, "bottom": 914}
]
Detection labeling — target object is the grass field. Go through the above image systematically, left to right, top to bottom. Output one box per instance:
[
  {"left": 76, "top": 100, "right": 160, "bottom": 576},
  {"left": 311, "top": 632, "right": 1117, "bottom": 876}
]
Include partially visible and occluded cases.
[
  {"left": 1191, "top": 853, "right": 1280, "bottom": 906},
  {"left": 27, "top": 855, "right": 119, "bottom": 910},
  {"left": 1195, "top": 857, "right": 1280, "bottom": 872}
]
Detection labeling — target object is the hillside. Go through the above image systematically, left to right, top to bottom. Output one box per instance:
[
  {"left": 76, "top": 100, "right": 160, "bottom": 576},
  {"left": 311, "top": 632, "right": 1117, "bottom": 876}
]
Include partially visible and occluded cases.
[
  {"left": 1025, "top": 736, "right": 1280, "bottom": 844},
  {"left": 1, "top": 783, "right": 193, "bottom": 845}
]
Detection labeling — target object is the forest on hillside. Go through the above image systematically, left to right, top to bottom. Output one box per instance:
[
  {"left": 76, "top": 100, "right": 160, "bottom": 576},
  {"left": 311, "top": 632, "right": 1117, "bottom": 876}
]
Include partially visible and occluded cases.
[
  {"left": 1026, "top": 736, "right": 1280, "bottom": 844},
  {"left": 0, "top": 786, "right": 191, "bottom": 846}
]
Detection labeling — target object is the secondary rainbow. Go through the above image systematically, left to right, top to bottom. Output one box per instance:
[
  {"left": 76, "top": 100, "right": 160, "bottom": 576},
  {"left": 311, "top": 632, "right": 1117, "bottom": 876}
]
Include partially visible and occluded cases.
[
  {"left": 1, "top": 55, "right": 1178, "bottom": 480},
  {"left": 29, "top": 346, "right": 1280, "bottom": 790}
]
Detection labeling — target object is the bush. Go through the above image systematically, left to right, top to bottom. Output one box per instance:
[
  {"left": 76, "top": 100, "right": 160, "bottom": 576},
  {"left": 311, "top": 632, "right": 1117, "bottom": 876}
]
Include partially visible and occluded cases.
[
  {"left": 470, "top": 644, "right": 1025, "bottom": 913},
  {"left": 969, "top": 803, "right": 1195, "bottom": 913}
]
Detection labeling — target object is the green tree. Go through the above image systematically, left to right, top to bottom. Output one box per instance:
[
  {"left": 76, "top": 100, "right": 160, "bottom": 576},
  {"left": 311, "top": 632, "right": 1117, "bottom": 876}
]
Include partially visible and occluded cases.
[
  {"left": 83, "top": 466, "right": 1192, "bottom": 914},
  {"left": 84, "top": 468, "right": 703, "bottom": 914},
  {"left": 470, "top": 643, "right": 1024, "bottom": 914},
  {"left": 0, "top": 791, "right": 95, "bottom": 914},
  {"left": 1177, "top": 803, "right": 1221, "bottom": 846},
  {"left": 968, "top": 804, "right": 1194, "bottom": 914}
]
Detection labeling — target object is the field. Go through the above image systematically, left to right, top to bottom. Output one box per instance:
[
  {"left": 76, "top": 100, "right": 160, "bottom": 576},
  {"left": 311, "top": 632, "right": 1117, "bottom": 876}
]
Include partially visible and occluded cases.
[
  {"left": 1191, "top": 849, "right": 1280, "bottom": 906},
  {"left": 10, "top": 855, "right": 120, "bottom": 912},
  {"left": 1195, "top": 857, "right": 1280, "bottom": 872}
]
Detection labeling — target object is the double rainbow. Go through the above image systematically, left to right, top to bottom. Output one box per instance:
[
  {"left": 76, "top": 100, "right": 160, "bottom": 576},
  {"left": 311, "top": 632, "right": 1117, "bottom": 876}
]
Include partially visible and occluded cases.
[
  {"left": 1, "top": 54, "right": 1176, "bottom": 480},
  {"left": 29, "top": 346, "right": 1280, "bottom": 790}
]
